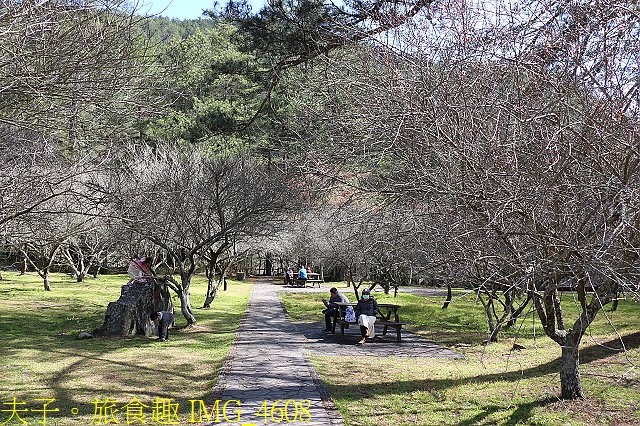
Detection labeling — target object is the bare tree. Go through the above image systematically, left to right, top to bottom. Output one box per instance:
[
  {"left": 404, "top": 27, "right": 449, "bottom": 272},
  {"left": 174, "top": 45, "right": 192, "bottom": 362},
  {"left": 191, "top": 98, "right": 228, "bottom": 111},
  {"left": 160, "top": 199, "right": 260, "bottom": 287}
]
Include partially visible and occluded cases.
[
  {"left": 0, "top": 0, "right": 157, "bottom": 137},
  {"left": 0, "top": 0, "right": 160, "bottom": 251},
  {"left": 276, "top": 0, "right": 640, "bottom": 400},
  {"left": 111, "top": 144, "right": 296, "bottom": 324},
  {"left": 9, "top": 207, "right": 94, "bottom": 290},
  {"left": 60, "top": 226, "right": 117, "bottom": 282}
]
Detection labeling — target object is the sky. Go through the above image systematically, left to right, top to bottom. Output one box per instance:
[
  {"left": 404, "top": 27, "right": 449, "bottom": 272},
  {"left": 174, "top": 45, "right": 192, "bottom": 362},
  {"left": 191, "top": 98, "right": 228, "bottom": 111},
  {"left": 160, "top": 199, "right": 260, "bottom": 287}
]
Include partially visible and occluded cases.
[
  {"left": 140, "top": 0, "right": 264, "bottom": 20},
  {"left": 140, "top": 0, "right": 216, "bottom": 20}
]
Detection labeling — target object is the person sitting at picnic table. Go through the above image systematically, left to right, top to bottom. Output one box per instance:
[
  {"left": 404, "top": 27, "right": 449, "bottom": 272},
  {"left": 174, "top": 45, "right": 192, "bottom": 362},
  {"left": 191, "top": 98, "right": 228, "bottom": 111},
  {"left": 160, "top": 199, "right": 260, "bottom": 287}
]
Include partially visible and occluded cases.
[
  {"left": 297, "top": 265, "right": 308, "bottom": 286},
  {"left": 306, "top": 265, "right": 312, "bottom": 274},
  {"left": 284, "top": 267, "right": 295, "bottom": 286},
  {"left": 322, "top": 287, "right": 349, "bottom": 333},
  {"left": 355, "top": 288, "right": 379, "bottom": 345}
]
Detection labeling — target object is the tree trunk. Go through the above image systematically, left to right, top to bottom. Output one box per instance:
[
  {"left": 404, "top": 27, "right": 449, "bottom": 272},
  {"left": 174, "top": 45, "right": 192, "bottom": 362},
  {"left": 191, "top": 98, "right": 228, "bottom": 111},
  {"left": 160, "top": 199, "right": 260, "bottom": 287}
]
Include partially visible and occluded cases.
[
  {"left": 62, "top": 246, "right": 83, "bottom": 282},
  {"left": 76, "top": 251, "right": 85, "bottom": 282},
  {"left": 265, "top": 251, "right": 273, "bottom": 276},
  {"left": 203, "top": 253, "right": 218, "bottom": 308},
  {"left": 76, "top": 254, "right": 92, "bottom": 282},
  {"left": 20, "top": 256, "right": 27, "bottom": 275},
  {"left": 93, "top": 258, "right": 103, "bottom": 278},
  {"left": 43, "top": 269, "right": 51, "bottom": 291},
  {"left": 178, "top": 273, "right": 196, "bottom": 325},
  {"left": 203, "top": 275, "right": 217, "bottom": 308},
  {"left": 442, "top": 284, "right": 453, "bottom": 309},
  {"left": 179, "top": 289, "right": 196, "bottom": 326},
  {"left": 478, "top": 292, "right": 498, "bottom": 342},
  {"left": 506, "top": 293, "right": 531, "bottom": 329},
  {"left": 610, "top": 296, "right": 619, "bottom": 312},
  {"left": 488, "top": 322, "right": 501, "bottom": 343},
  {"left": 560, "top": 338, "right": 583, "bottom": 399}
]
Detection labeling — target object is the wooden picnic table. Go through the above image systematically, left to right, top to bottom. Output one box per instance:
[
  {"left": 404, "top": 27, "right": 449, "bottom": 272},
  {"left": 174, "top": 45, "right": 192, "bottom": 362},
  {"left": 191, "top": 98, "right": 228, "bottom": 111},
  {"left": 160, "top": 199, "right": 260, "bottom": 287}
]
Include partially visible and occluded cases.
[
  {"left": 294, "top": 272, "right": 323, "bottom": 287},
  {"left": 331, "top": 301, "right": 406, "bottom": 342}
]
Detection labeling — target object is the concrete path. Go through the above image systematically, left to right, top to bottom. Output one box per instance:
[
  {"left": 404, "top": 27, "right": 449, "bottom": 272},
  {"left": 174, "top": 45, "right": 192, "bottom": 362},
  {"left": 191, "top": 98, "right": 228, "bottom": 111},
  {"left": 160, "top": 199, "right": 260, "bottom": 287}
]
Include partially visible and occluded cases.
[{"left": 211, "top": 279, "right": 343, "bottom": 426}]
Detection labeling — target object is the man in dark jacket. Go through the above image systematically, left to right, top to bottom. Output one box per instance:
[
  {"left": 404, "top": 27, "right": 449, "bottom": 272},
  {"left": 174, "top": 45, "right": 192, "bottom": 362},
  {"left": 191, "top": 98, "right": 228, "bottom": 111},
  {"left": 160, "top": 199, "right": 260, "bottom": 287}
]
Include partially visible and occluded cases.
[
  {"left": 322, "top": 287, "right": 350, "bottom": 332},
  {"left": 150, "top": 311, "right": 174, "bottom": 341}
]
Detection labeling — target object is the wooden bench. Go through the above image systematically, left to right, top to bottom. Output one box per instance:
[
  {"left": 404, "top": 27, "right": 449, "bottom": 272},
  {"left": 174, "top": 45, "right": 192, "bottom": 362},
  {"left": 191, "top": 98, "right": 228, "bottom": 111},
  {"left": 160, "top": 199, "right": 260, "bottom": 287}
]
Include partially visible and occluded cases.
[
  {"left": 295, "top": 272, "right": 323, "bottom": 288},
  {"left": 294, "top": 278, "right": 322, "bottom": 288},
  {"left": 305, "top": 278, "right": 323, "bottom": 288},
  {"left": 337, "top": 318, "right": 407, "bottom": 343},
  {"left": 378, "top": 320, "right": 408, "bottom": 342}
]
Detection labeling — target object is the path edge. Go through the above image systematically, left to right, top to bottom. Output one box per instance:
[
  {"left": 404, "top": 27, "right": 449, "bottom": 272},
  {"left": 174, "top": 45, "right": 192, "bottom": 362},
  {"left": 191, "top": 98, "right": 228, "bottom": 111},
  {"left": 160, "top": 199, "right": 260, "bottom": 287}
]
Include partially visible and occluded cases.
[
  {"left": 211, "top": 281, "right": 256, "bottom": 401},
  {"left": 276, "top": 285, "right": 345, "bottom": 426}
]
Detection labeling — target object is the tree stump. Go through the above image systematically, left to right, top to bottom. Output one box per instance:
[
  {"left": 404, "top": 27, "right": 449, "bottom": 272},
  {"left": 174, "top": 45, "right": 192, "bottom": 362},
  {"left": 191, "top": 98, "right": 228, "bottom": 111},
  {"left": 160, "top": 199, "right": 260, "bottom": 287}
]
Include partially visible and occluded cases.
[{"left": 95, "top": 279, "right": 173, "bottom": 337}]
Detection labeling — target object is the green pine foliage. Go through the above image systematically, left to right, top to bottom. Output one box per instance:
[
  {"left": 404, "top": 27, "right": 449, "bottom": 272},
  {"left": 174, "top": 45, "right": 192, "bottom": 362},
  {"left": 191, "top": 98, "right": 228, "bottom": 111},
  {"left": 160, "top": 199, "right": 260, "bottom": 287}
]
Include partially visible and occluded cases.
[{"left": 145, "top": 22, "right": 270, "bottom": 152}]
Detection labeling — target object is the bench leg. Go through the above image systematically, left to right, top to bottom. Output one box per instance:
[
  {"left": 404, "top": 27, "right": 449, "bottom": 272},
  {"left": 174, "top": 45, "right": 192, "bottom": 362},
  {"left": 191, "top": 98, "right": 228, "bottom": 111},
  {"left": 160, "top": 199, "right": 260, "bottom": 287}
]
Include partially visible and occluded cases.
[
  {"left": 383, "top": 309, "right": 392, "bottom": 335},
  {"left": 396, "top": 326, "right": 401, "bottom": 343}
]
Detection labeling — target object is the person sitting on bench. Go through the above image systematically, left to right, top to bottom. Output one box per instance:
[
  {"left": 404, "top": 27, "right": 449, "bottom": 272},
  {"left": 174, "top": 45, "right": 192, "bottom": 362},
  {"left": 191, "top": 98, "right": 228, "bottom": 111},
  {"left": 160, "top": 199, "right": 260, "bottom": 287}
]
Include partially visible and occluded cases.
[
  {"left": 297, "top": 265, "right": 308, "bottom": 286},
  {"left": 284, "top": 267, "right": 294, "bottom": 286},
  {"left": 322, "top": 287, "right": 349, "bottom": 333},
  {"left": 355, "top": 288, "right": 379, "bottom": 345}
]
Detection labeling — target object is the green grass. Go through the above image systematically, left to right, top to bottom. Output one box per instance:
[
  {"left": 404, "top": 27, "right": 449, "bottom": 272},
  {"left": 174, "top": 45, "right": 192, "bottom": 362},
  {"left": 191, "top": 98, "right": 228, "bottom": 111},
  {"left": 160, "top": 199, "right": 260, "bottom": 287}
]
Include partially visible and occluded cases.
[
  {"left": 0, "top": 271, "right": 251, "bottom": 426},
  {"left": 281, "top": 285, "right": 640, "bottom": 426}
]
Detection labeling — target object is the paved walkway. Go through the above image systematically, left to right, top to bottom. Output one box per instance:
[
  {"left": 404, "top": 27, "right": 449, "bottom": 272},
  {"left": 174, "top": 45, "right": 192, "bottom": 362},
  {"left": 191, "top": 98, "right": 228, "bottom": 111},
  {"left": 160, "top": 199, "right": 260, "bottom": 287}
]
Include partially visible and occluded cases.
[
  {"left": 211, "top": 280, "right": 342, "bottom": 426},
  {"left": 211, "top": 280, "right": 461, "bottom": 426}
]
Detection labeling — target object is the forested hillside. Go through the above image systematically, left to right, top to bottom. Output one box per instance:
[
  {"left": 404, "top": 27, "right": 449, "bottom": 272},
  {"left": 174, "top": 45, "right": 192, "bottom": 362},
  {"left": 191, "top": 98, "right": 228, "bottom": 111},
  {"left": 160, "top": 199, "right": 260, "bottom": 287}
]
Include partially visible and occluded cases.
[{"left": 141, "top": 16, "right": 216, "bottom": 42}]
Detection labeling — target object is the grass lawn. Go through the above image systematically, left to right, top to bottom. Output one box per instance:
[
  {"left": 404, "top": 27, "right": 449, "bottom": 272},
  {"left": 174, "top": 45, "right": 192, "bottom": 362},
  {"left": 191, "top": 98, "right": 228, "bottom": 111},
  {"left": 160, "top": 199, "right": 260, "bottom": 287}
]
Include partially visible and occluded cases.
[
  {"left": 0, "top": 271, "right": 251, "bottom": 425},
  {"left": 281, "top": 285, "right": 640, "bottom": 425}
]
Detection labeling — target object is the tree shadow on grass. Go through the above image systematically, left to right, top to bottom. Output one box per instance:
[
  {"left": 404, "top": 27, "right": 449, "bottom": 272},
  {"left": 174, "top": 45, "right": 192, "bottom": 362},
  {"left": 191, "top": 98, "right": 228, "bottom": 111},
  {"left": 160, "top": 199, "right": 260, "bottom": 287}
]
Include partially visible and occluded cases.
[
  {"left": 0, "top": 307, "right": 242, "bottom": 424},
  {"left": 323, "top": 332, "right": 640, "bottom": 404},
  {"left": 455, "top": 398, "right": 556, "bottom": 426}
]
